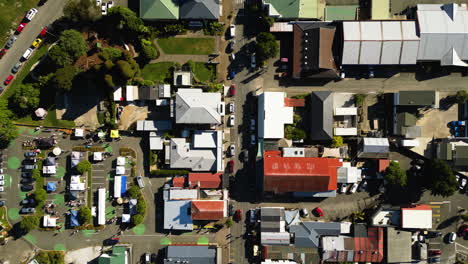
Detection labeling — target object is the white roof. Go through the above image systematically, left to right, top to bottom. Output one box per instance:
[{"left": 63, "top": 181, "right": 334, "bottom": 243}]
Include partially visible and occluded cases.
[
  {"left": 361, "top": 21, "right": 382, "bottom": 40},
  {"left": 269, "top": 22, "right": 293, "bottom": 32},
  {"left": 158, "top": 84, "right": 171, "bottom": 98},
  {"left": 125, "top": 85, "right": 135, "bottom": 101},
  {"left": 113, "top": 87, "right": 122, "bottom": 101},
  {"left": 258, "top": 92, "right": 293, "bottom": 139},
  {"left": 334, "top": 107, "right": 357, "bottom": 116},
  {"left": 334, "top": 127, "right": 357, "bottom": 136},
  {"left": 75, "top": 129, "right": 84, "bottom": 137},
  {"left": 193, "top": 131, "right": 217, "bottom": 148},
  {"left": 149, "top": 136, "right": 163, "bottom": 150},
  {"left": 364, "top": 137, "right": 390, "bottom": 146},
  {"left": 282, "top": 148, "right": 305, "bottom": 157},
  {"left": 93, "top": 152, "right": 103, "bottom": 161},
  {"left": 117, "top": 157, "right": 126, "bottom": 166},
  {"left": 43, "top": 166, "right": 56, "bottom": 174},
  {"left": 116, "top": 166, "right": 125, "bottom": 175},
  {"left": 337, "top": 166, "right": 361, "bottom": 183},
  {"left": 70, "top": 175, "right": 81, "bottom": 184},
  {"left": 114, "top": 176, "right": 122, "bottom": 198},
  {"left": 70, "top": 183, "right": 85, "bottom": 191},
  {"left": 97, "top": 188, "right": 106, "bottom": 225},
  {"left": 169, "top": 189, "right": 198, "bottom": 200},
  {"left": 402, "top": 207, "right": 432, "bottom": 229},
  {"left": 122, "top": 214, "right": 131, "bottom": 223},
  {"left": 43, "top": 215, "right": 57, "bottom": 227},
  {"left": 260, "top": 232, "right": 291, "bottom": 245},
  {"left": 322, "top": 236, "right": 345, "bottom": 251}
]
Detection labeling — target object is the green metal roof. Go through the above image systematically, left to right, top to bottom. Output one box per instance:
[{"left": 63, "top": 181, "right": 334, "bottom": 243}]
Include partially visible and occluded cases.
[
  {"left": 140, "top": 0, "right": 179, "bottom": 20},
  {"left": 264, "top": 0, "right": 324, "bottom": 19},
  {"left": 325, "top": 5, "right": 358, "bottom": 20},
  {"left": 455, "top": 145, "right": 468, "bottom": 166},
  {"left": 97, "top": 247, "right": 126, "bottom": 264}
]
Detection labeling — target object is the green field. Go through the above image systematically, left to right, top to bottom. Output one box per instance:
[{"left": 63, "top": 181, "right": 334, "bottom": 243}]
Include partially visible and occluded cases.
[
  {"left": 0, "top": 0, "right": 40, "bottom": 46},
  {"left": 157, "top": 38, "right": 215, "bottom": 55},
  {"left": 141, "top": 62, "right": 176, "bottom": 84},
  {"left": 15, "top": 109, "right": 75, "bottom": 128}
]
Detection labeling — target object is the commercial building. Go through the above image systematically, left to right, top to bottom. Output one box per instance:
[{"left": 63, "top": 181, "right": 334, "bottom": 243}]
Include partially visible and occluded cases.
[
  {"left": 258, "top": 92, "right": 294, "bottom": 139},
  {"left": 97, "top": 188, "right": 106, "bottom": 226},
  {"left": 401, "top": 205, "right": 432, "bottom": 229},
  {"left": 386, "top": 227, "right": 412, "bottom": 263},
  {"left": 164, "top": 245, "right": 218, "bottom": 264}
]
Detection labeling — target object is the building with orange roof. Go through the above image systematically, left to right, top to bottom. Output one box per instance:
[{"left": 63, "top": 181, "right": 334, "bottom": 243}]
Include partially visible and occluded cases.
[
  {"left": 263, "top": 151, "right": 342, "bottom": 197},
  {"left": 188, "top": 173, "right": 222, "bottom": 189},
  {"left": 172, "top": 176, "right": 185, "bottom": 188},
  {"left": 191, "top": 200, "right": 227, "bottom": 220},
  {"left": 401, "top": 204, "right": 432, "bottom": 229}
]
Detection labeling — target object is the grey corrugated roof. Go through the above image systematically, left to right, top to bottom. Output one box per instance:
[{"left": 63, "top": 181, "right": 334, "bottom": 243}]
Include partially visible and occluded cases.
[
  {"left": 180, "top": 0, "right": 220, "bottom": 19},
  {"left": 175, "top": 89, "right": 221, "bottom": 124},
  {"left": 310, "top": 92, "right": 333, "bottom": 141},
  {"left": 438, "top": 142, "right": 452, "bottom": 160},
  {"left": 163, "top": 200, "right": 193, "bottom": 230},
  {"left": 261, "top": 207, "right": 285, "bottom": 232},
  {"left": 290, "top": 222, "right": 341, "bottom": 248},
  {"left": 386, "top": 227, "right": 412, "bottom": 263},
  {"left": 165, "top": 246, "right": 216, "bottom": 264}
]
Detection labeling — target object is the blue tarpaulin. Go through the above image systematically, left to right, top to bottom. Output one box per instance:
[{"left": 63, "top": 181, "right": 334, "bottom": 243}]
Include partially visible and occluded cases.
[
  {"left": 121, "top": 176, "right": 127, "bottom": 196},
  {"left": 46, "top": 182, "right": 57, "bottom": 192},
  {"left": 70, "top": 210, "right": 79, "bottom": 227}
]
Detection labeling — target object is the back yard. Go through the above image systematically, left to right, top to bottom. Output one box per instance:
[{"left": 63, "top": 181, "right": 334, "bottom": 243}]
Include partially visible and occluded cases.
[
  {"left": 157, "top": 38, "right": 215, "bottom": 55},
  {"left": 142, "top": 61, "right": 216, "bottom": 84}
]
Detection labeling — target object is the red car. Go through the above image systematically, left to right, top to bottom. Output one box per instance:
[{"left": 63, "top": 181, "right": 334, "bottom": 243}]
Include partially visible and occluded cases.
[
  {"left": 16, "top": 23, "right": 26, "bottom": 33},
  {"left": 39, "top": 27, "right": 47, "bottom": 37},
  {"left": 0, "top": 49, "right": 6, "bottom": 59},
  {"left": 4, "top": 75, "right": 14, "bottom": 85},
  {"left": 229, "top": 84, "right": 236, "bottom": 96},
  {"left": 228, "top": 160, "right": 235, "bottom": 173},
  {"left": 313, "top": 207, "right": 324, "bottom": 217},
  {"left": 234, "top": 209, "right": 242, "bottom": 222},
  {"left": 458, "top": 224, "right": 468, "bottom": 237},
  {"left": 429, "top": 250, "right": 442, "bottom": 256}
]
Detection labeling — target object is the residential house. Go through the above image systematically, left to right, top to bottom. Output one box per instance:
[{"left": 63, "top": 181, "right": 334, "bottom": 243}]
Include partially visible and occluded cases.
[
  {"left": 140, "top": 0, "right": 221, "bottom": 21},
  {"left": 140, "top": 0, "right": 179, "bottom": 20},
  {"left": 262, "top": 0, "right": 325, "bottom": 20},
  {"left": 175, "top": 88, "right": 223, "bottom": 125},
  {"left": 258, "top": 92, "right": 294, "bottom": 139},
  {"left": 310, "top": 92, "right": 357, "bottom": 141},
  {"left": 136, "top": 120, "right": 172, "bottom": 151},
  {"left": 357, "top": 138, "right": 390, "bottom": 159},
  {"left": 437, "top": 140, "right": 468, "bottom": 166},
  {"left": 263, "top": 150, "right": 342, "bottom": 197},
  {"left": 70, "top": 151, "right": 83, "bottom": 168},
  {"left": 188, "top": 172, "right": 222, "bottom": 189},
  {"left": 191, "top": 200, "right": 227, "bottom": 220},
  {"left": 401, "top": 204, "right": 432, "bottom": 229},
  {"left": 260, "top": 207, "right": 290, "bottom": 245},
  {"left": 290, "top": 222, "right": 341, "bottom": 248},
  {"left": 386, "top": 227, "right": 412, "bottom": 263},
  {"left": 164, "top": 245, "right": 217, "bottom": 264},
  {"left": 97, "top": 246, "right": 129, "bottom": 264}
]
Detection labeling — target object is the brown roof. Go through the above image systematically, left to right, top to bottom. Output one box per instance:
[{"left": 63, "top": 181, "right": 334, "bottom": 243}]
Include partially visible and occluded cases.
[
  {"left": 284, "top": 98, "right": 305, "bottom": 107},
  {"left": 188, "top": 173, "right": 222, "bottom": 189},
  {"left": 173, "top": 177, "right": 185, "bottom": 188},
  {"left": 191, "top": 200, "right": 225, "bottom": 220}
]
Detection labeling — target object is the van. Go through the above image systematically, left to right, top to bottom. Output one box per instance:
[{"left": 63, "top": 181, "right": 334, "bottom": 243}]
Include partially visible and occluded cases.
[
  {"left": 25, "top": 8, "right": 38, "bottom": 21},
  {"left": 229, "top": 24, "right": 236, "bottom": 38},
  {"left": 22, "top": 48, "right": 33, "bottom": 60},
  {"left": 137, "top": 176, "right": 145, "bottom": 189}
]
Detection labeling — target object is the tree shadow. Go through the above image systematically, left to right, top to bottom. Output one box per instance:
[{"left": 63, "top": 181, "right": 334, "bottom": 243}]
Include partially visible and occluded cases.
[{"left": 437, "top": 215, "right": 459, "bottom": 230}]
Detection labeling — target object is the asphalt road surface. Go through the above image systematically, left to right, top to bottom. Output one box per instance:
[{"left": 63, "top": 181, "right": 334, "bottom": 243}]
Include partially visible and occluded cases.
[{"left": 0, "top": 0, "right": 67, "bottom": 93}]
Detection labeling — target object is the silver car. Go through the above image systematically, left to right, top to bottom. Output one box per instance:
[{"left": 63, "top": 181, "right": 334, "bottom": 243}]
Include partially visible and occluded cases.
[
  {"left": 5, "top": 35, "right": 17, "bottom": 49},
  {"left": 12, "top": 62, "right": 22, "bottom": 73}
]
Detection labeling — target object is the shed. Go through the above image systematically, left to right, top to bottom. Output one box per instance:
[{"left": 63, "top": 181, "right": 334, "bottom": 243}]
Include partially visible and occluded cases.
[
  {"left": 358, "top": 138, "right": 390, "bottom": 159},
  {"left": 116, "top": 166, "right": 125, "bottom": 175}
]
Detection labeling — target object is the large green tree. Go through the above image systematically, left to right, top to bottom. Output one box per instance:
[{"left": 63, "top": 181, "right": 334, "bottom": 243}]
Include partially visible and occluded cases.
[
  {"left": 63, "top": 0, "right": 101, "bottom": 23},
  {"left": 107, "top": 7, "right": 147, "bottom": 39},
  {"left": 58, "top": 30, "right": 87, "bottom": 59},
  {"left": 256, "top": 32, "right": 279, "bottom": 62},
  {"left": 140, "top": 39, "right": 158, "bottom": 60},
  {"left": 48, "top": 45, "right": 74, "bottom": 67},
  {"left": 116, "top": 60, "right": 135, "bottom": 80},
  {"left": 51, "top": 65, "right": 79, "bottom": 92},
  {"left": 12, "top": 84, "right": 40, "bottom": 113},
  {"left": 0, "top": 99, "right": 18, "bottom": 148},
  {"left": 425, "top": 159, "right": 458, "bottom": 197},
  {"left": 76, "top": 160, "right": 92, "bottom": 174},
  {"left": 384, "top": 161, "right": 407, "bottom": 187},
  {"left": 78, "top": 206, "right": 92, "bottom": 225},
  {"left": 131, "top": 214, "right": 144, "bottom": 226},
  {"left": 20, "top": 215, "right": 40, "bottom": 233}
]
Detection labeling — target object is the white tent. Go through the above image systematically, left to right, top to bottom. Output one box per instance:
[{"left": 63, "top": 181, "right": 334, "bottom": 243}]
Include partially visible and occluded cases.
[
  {"left": 35, "top": 108, "right": 47, "bottom": 119},
  {"left": 75, "top": 129, "right": 84, "bottom": 138},
  {"left": 52, "top": 147, "right": 62, "bottom": 156},
  {"left": 93, "top": 152, "right": 103, "bottom": 161},
  {"left": 117, "top": 157, "right": 126, "bottom": 166},
  {"left": 43, "top": 166, "right": 56, "bottom": 175},
  {"left": 116, "top": 166, "right": 125, "bottom": 175},
  {"left": 114, "top": 176, "right": 122, "bottom": 198},
  {"left": 70, "top": 183, "right": 85, "bottom": 191},
  {"left": 97, "top": 188, "right": 106, "bottom": 225},
  {"left": 122, "top": 214, "right": 131, "bottom": 223},
  {"left": 43, "top": 215, "right": 57, "bottom": 227}
]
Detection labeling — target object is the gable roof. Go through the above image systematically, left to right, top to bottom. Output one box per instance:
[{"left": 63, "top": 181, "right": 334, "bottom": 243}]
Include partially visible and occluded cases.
[
  {"left": 140, "top": 0, "right": 179, "bottom": 20},
  {"left": 180, "top": 0, "right": 220, "bottom": 19},
  {"left": 264, "top": 0, "right": 325, "bottom": 19},
  {"left": 175, "top": 89, "right": 221, "bottom": 124},
  {"left": 310, "top": 91, "right": 333, "bottom": 141},
  {"left": 258, "top": 92, "right": 294, "bottom": 139},
  {"left": 170, "top": 138, "right": 217, "bottom": 171},
  {"left": 455, "top": 145, "right": 468, "bottom": 166},
  {"left": 188, "top": 173, "right": 222, "bottom": 189},
  {"left": 172, "top": 176, "right": 185, "bottom": 188},
  {"left": 191, "top": 200, "right": 226, "bottom": 220},
  {"left": 290, "top": 222, "right": 341, "bottom": 248}
]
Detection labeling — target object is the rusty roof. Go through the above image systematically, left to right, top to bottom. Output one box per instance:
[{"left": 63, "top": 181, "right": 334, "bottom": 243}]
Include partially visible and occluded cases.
[
  {"left": 188, "top": 173, "right": 222, "bottom": 189},
  {"left": 191, "top": 200, "right": 225, "bottom": 220}
]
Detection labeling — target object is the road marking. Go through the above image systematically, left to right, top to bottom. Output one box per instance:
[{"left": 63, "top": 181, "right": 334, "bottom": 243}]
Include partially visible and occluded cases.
[{"left": 432, "top": 214, "right": 441, "bottom": 217}]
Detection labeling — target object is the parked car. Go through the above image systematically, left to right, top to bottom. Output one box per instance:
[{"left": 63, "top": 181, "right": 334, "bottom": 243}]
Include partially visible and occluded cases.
[
  {"left": 96, "top": 0, "right": 102, "bottom": 6},
  {"left": 107, "top": 0, "right": 114, "bottom": 9},
  {"left": 101, "top": 3, "right": 107, "bottom": 15},
  {"left": 25, "top": 8, "right": 38, "bottom": 21},
  {"left": 16, "top": 23, "right": 27, "bottom": 33},
  {"left": 229, "top": 24, "right": 236, "bottom": 38},
  {"left": 39, "top": 27, "right": 48, "bottom": 37},
  {"left": 5, "top": 35, "right": 17, "bottom": 49},
  {"left": 31, "top": 38, "right": 42, "bottom": 48},
  {"left": 228, "top": 40, "right": 235, "bottom": 52},
  {"left": 22, "top": 48, "right": 33, "bottom": 60},
  {"left": 0, "top": 49, "right": 6, "bottom": 59},
  {"left": 229, "top": 53, "right": 235, "bottom": 61},
  {"left": 251, "top": 55, "right": 256, "bottom": 68},
  {"left": 12, "top": 62, "right": 22, "bottom": 73},
  {"left": 228, "top": 71, "right": 236, "bottom": 80},
  {"left": 4, "top": 75, "right": 14, "bottom": 85},
  {"left": 229, "top": 84, "right": 236, "bottom": 96},
  {"left": 229, "top": 102, "right": 235, "bottom": 113},
  {"left": 228, "top": 115, "right": 235, "bottom": 127},
  {"left": 250, "top": 119, "right": 255, "bottom": 131},
  {"left": 250, "top": 134, "right": 256, "bottom": 145},
  {"left": 229, "top": 144, "right": 235, "bottom": 157},
  {"left": 242, "top": 150, "right": 249, "bottom": 163},
  {"left": 24, "top": 151, "right": 37, "bottom": 158},
  {"left": 23, "top": 158, "right": 37, "bottom": 164},
  {"left": 228, "top": 160, "right": 234, "bottom": 173},
  {"left": 24, "top": 164, "right": 37, "bottom": 170},
  {"left": 21, "top": 171, "right": 32, "bottom": 178},
  {"left": 0, "top": 175, "right": 3, "bottom": 180},
  {"left": 136, "top": 176, "right": 145, "bottom": 188},
  {"left": 21, "top": 178, "right": 34, "bottom": 184},
  {"left": 460, "top": 178, "right": 467, "bottom": 190},
  {"left": 0, "top": 180, "right": 4, "bottom": 186},
  {"left": 358, "top": 180, "right": 367, "bottom": 192},
  {"left": 348, "top": 182, "right": 359, "bottom": 194},
  {"left": 339, "top": 183, "right": 348, "bottom": 193},
  {"left": 21, "top": 185, "right": 34, "bottom": 191},
  {"left": 0, "top": 186, "right": 3, "bottom": 192},
  {"left": 21, "top": 198, "right": 35, "bottom": 206},
  {"left": 0, "top": 201, "right": 4, "bottom": 206},
  {"left": 20, "top": 207, "right": 35, "bottom": 214},
  {"left": 313, "top": 207, "right": 324, "bottom": 217},
  {"left": 300, "top": 208, "right": 309, "bottom": 217},
  {"left": 234, "top": 209, "right": 242, "bottom": 222},
  {"left": 249, "top": 209, "right": 257, "bottom": 223},
  {"left": 458, "top": 224, "right": 468, "bottom": 238},
  {"left": 426, "top": 231, "right": 442, "bottom": 238},
  {"left": 447, "top": 232, "right": 457, "bottom": 243},
  {"left": 429, "top": 250, "right": 442, "bottom": 256},
  {"left": 143, "top": 253, "right": 150, "bottom": 264},
  {"left": 428, "top": 257, "right": 441, "bottom": 263}
]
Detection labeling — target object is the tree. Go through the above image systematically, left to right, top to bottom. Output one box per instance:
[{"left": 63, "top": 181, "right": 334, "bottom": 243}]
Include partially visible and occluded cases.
[
  {"left": 63, "top": 0, "right": 101, "bottom": 23},
  {"left": 107, "top": 7, "right": 147, "bottom": 39},
  {"left": 58, "top": 30, "right": 87, "bottom": 59},
  {"left": 256, "top": 32, "right": 279, "bottom": 62},
  {"left": 140, "top": 39, "right": 158, "bottom": 60},
  {"left": 48, "top": 45, "right": 73, "bottom": 67},
  {"left": 99, "top": 47, "right": 123, "bottom": 61},
  {"left": 116, "top": 60, "right": 135, "bottom": 80},
  {"left": 51, "top": 65, "right": 79, "bottom": 92},
  {"left": 104, "top": 74, "right": 115, "bottom": 88},
  {"left": 12, "top": 84, "right": 40, "bottom": 113},
  {"left": 455, "top": 90, "right": 468, "bottom": 103},
  {"left": 0, "top": 99, "right": 18, "bottom": 148},
  {"left": 284, "top": 125, "right": 306, "bottom": 141},
  {"left": 331, "top": 136, "right": 344, "bottom": 148},
  {"left": 425, "top": 159, "right": 458, "bottom": 197},
  {"left": 76, "top": 160, "right": 92, "bottom": 174},
  {"left": 384, "top": 161, "right": 407, "bottom": 187},
  {"left": 32, "top": 169, "right": 41, "bottom": 180},
  {"left": 127, "top": 185, "right": 140, "bottom": 199},
  {"left": 34, "top": 189, "right": 47, "bottom": 203},
  {"left": 136, "top": 198, "right": 146, "bottom": 215},
  {"left": 78, "top": 206, "right": 92, "bottom": 224},
  {"left": 131, "top": 214, "right": 144, "bottom": 226},
  {"left": 20, "top": 215, "right": 40, "bottom": 233},
  {"left": 35, "top": 251, "right": 65, "bottom": 264}
]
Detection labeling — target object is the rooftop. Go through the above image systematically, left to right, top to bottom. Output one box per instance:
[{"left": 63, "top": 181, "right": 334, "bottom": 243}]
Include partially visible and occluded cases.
[
  {"left": 263, "top": 0, "right": 325, "bottom": 19},
  {"left": 325, "top": 5, "right": 358, "bottom": 20},
  {"left": 175, "top": 88, "right": 222, "bottom": 124},
  {"left": 395, "top": 91, "right": 439, "bottom": 108},
  {"left": 258, "top": 92, "right": 294, "bottom": 139},
  {"left": 188, "top": 172, "right": 222, "bottom": 189},
  {"left": 164, "top": 200, "right": 193, "bottom": 230},
  {"left": 191, "top": 200, "right": 226, "bottom": 220},
  {"left": 401, "top": 205, "right": 432, "bottom": 229},
  {"left": 290, "top": 222, "right": 341, "bottom": 248},
  {"left": 386, "top": 227, "right": 412, "bottom": 263},
  {"left": 164, "top": 245, "right": 216, "bottom": 264}
]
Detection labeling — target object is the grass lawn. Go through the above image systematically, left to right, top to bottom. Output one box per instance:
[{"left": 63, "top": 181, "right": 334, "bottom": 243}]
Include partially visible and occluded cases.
[
  {"left": 0, "top": 0, "right": 39, "bottom": 46},
  {"left": 157, "top": 38, "right": 215, "bottom": 55},
  {"left": 141, "top": 62, "right": 176, "bottom": 84},
  {"left": 192, "top": 62, "right": 216, "bottom": 83},
  {"left": 15, "top": 108, "right": 75, "bottom": 128}
]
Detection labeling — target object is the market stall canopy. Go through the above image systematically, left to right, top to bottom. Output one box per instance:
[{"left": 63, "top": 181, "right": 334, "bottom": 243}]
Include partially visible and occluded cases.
[
  {"left": 35, "top": 108, "right": 47, "bottom": 119},
  {"left": 75, "top": 129, "right": 84, "bottom": 138},
  {"left": 110, "top": 130, "right": 119, "bottom": 138},
  {"left": 97, "top": 131, "right": 106, "bottom": 138},
  {"left": 52, "top": 147, "right": 62, "bottom": 156},
  {"left": 93, "top": 152, "right": 103, "bottom": 161},
  {"left": 117, "top": 157, "right": 126, "bottom": 166},
  {"left": 43, "top": 166, "right": 56, "bottom": 175},
  {"left": 116, "top": 166, "right": 125, "bottom": 175},
  {"left": 46, "top": 182, "right": 57, "bottom": 192},
  {"left": 70, "top": 210, "right": 79, "bottom": 227},
  {"left": 122, "top": 214, "right": 131, "bottom": 223},
  {"left": 43, "top": 215, "right": 57, "bottom": 227}
]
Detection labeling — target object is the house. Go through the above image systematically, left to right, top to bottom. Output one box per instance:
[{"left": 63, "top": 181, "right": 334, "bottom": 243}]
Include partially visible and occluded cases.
[
  {"left": 140, "top": 0, "right": 221, "bottom": 21},
  {"left": 140, "top": 0, "right": 179, "bottom": 20},
  {"left": 262, "top": 0, "right": 325, "bottom": 20},
  {"left": 417, "top": 3, "right": 468, "bottom": 66},
  {"left": 325, "top": 5, "right": 358, "bottom": 21},
  {"left": 341, "top": 21, "right": 420, "bottom": 65},
  {"left": 292, "top": 22, "right": 339, "bottom": 79},
  {"left": 174, "top": 70, "right": 193, "bottom": 86},
  {"left": 175, "top": 88, "right": 223, "bottom": 125},
  {"left": 394, "top": 91, "right": 439, "bottom": 108},
  {"left": 258, "top": 92, "right": 294, "bottom": 139},
  {"left": 310, "top": 92, "right": 357, "bottom": 141},
  {"left": 136, "top": 120, "right": 172, "bottom": 132},
  {"left": 169, "top": 130, "right": 223, "bottom": 172},
  {"left": 357, "top": 138, "right": 390, "bottom": 159},
  {"left": 437, "top": 140, "right": 468, "bottom": 166},
  {"left": 70, "top": 151, "right": 83, "bottom": 168},
  {"left": 263, "top": 151, "right": 342, "bottom": 197},
  {"left": 188, "top": 172, "right": 222, "bottom": 189},
  {"left": 191, "top": 200, "right": 226, "bottom": 220},
  {"left": 401, "top": 204, "right": 432, "bottom": 229},
  {"left": 260, "top": 207, "right": 291, "bottom": 245},
  {"left": 371, "top": 207, "right": 401, "bottom": 226},
  {"left": 290, "top": 222, "right": 341, "bottom": 248},
  {"left": 386, "top": 227, "right": 412, "bottom": 263},
  {"left": 164, "top": 245, "right": 217, "bottom": 264},
  {"left": 97, "top": 246, "right": 129, "bottom": 264},
  {"left": 261, "top": 246, "right": 319, "bottom": 264}
]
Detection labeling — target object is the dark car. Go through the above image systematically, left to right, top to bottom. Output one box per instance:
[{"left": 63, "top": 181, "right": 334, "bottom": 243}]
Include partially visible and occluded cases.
[
  {"left": 5, "top": 35, "right": 17, "bottom": 49},
  {"left": 11, "top": 62, "right": 22, "bottom": 73},
  {"left": 228, "top": 71, "right": 236, "bottom": 80},
  {"left": 241, "top": 150, "right": 249, "bottom": 163},
  {"left": 24, "top": 152, "right": 37, "bottom": 158},
  {"left": 21, "top": 171, "right": 32, "bottom": 178},
  {"left": 20, "top": 178, "right": 33, "bottom": 184},
  {"left": 21, "top": 185, "right": 34, "bottom": 192},
  {"left": 21, "top": 198, "right": 35, "bottom": 206},
  {"left": 0, "top": 201, "right": 5, "bottom": 207},
  {"left": 228, "top": 204, "right": 234, "bottom": 216},
  {"left": 20, "top": 207, "right": 35, "bottom": 214},
  {"left": 234, "top": 209, "right": 242, "bottom": 222},
  {"left": 458, "top": 224, "right": 468, "bottom": 238},
  {"left": 426, "top": 231, "right": 443, "bottom": 238},
  {"left": 428, "top": 257, "right": 441, "bottom": 263}
]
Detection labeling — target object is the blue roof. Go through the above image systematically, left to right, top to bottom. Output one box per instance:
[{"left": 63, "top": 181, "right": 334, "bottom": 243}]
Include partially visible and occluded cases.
[
  {"left": 121, "top": 176, "right": 127, "bottom": 197},
  {"left": 46, "top": 182, "right": 57, "bottom": 192},
  {"left": 164, "top": 200, "right": 193, "bottom": 230},
  {"left": 70, "top": 210, "right": 79, "bottom": 227}
]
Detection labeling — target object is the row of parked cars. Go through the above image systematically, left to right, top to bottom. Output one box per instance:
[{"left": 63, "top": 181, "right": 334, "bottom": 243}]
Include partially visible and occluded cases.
[
  {"left": 19, "top": 151, "right": 40, "bottom": 214},
  {"left": 339, "top": 180, "right": 367, "bottom": 194}
]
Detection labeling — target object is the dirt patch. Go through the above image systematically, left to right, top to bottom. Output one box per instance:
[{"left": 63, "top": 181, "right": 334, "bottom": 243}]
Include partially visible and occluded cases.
[
  {"left": 118, "top": 104, "right": 149, "bottom": 130},
  {"left": 417, "top": 104, "right": 456, "bottom": 138},
  {"left": 73, "top": 105, "right": 100, "bottom": 129},
  {"left": 65, "top": 246, "right": 102, "bottom": 264}
]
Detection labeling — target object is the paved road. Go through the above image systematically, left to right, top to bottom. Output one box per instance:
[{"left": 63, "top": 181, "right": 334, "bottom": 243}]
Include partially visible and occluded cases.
[{"left": 0, "top": 0, "right": 67, "bottom": 92}]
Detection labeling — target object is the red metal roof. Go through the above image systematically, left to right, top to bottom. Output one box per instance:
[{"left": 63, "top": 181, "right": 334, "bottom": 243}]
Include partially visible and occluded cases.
[
  {"left": 284, "top": 98, "right": 305, "bottom": 107},
  {"left": 263, "top": 151, "right": 342, "bottom": 193},
  {"left": 378, "top": 159, "right": 390, "bottom": 173},
  {"left": 188, "top": 173, "right": 222, "bottom": 189},
  {"left": 172, "top": 176, "right": 185, "bottom": 188},
  {"left": 191, "top": 200, "right": 225, "bottom": 220},
  {"left": 353, "top": 227, "right": 384, "bottom": 263}
]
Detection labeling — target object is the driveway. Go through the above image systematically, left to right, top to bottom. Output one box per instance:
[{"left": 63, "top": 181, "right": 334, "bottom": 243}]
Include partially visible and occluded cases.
[{"left": 0, "top": 0, "right": 67, "bottom": 95}]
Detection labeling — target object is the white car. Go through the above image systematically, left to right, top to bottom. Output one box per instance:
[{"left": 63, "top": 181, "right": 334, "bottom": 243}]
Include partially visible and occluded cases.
[
  {"left": 96, "top": 0, "right": 102, "bottom": 6},
  {"left": 107, "top": 0, "right": 114, "bottom": 9},
  {"left": 101, "top": 3, "right": 107, "bottom": 15},
  {"left": 25, "top": 8, "right": 38, "bottom": 21},
  {"left": 229, "top": 24, "right": 236, "bottom": 38},
  {"left": 22, "top": 48, "right": 33, "bottom": 60},
  {"left": 229, "top": 53, "right": 235, "bottom": 61},
  {"left": 251, "top": 55, "right": 256, "bottom": 68},
  {"left": 229, "top": 102, "right": 235, "bottom": 113},
  {"left": 228, "top": 115, "right": 235, "bottom": 127},
  {"left": 250, "top": 119, "right": 255, "bottom": 131},
  {"left": 250, "top": 134, "right": 256, "bottom": 145},
  {"left": 229, "top": 144, "right": 236, "bottom": 156},
  {"left": 0, "top": 175, "right": 4, "bottom": 180},
  {"left": 460, "top": 178, "right": 467, "bottom": 190},
  {"left": 0, "top": 180, "right": 4, "bottom": 186},
  {"left": 348, "top": 182, "right": 358, "bottom": 194},
  {"left": 339, "top": 183, "right": 348, "bottom": 193},
  {"left": 0, "top": 186, "right": 3, "bottom": 192},
  {"left": 448, "top": 232, "right": 457, "bottom": 243}
]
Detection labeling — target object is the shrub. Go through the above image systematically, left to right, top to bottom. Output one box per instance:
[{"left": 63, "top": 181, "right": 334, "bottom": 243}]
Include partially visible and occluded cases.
[
  {"left": 205, "top": 21, "right": 224, "bottom": 36},
  {"left": 140, "top": 39, "right": 158, "bottom": 60},
  {"left": 99, "top": 47, "right": 123, "bottom": 61},
  {"left": 104, "top": 60, "right": 115, "bottom": 71},
  {"left": 116, "top": 60, "right": 135, "bottom": 80},
  {"left": 51, "top": 65, "right": 79, "bottom": 92},
  {"left": 104, "top": 74, "right": 115, "bottom": 88},
  {"left": 455, "top": 90, "right": 468, "bottom": 103},
  {"left": 355, "top": 94, "right": 366, "bottom": 107},
  {"left": 284, "top": 125, "right": 306, "bottom": 141},
  {"left": 331, "top": 136, "right": 344, "bottom": 148},
  {"left": 384, "top": 161, "right": 407, "bottom": 187},
  {"left": 32, "top": 169, "right": 41, "bottom": 180},
  {"left": 150, "top": 169, "right": 190, "bottom": 176},
  {"left": 127, "top": 185, "right": 141, "bottom": 199},
  {"left": 136, "top": 198, "right": 146, "bottom": 215},
  {"left": 78, "top": 206, "right": 92, "bottom": 225},
  {"left": 131, "top": 214, "right": 144, "bottom": 226},
  {"left": 20, "top": 215, "right": 40, "bottom": 233},
  {"left": 225, "top": 218, "right": 233, "bottom": 228},
  {"left": 35, "top": 251, "right": 65, "bottom": 264}
]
